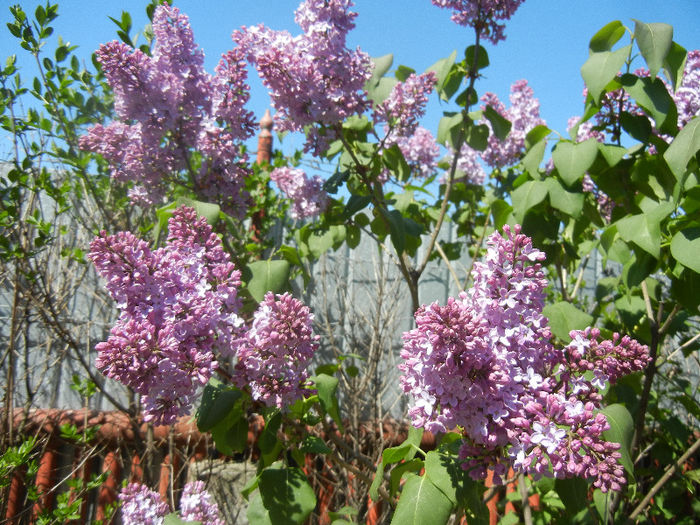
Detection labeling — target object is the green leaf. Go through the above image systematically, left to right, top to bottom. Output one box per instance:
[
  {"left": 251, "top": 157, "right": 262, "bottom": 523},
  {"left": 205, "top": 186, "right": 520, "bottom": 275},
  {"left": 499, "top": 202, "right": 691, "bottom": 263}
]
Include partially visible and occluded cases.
[
  {"left": 589, "top": 20, "right": 626, "bottom": 53},
  {"left": 633, "top": 20, "right": 673, "bottom": 79},
  {"left": 663, "top": 42, "right": 688, "bottom": 92},
  {"left": 465, "top": 44, "right": 489, "bottom": 71},
  {"left": 580, "top": 45, "right": 631, "bottom": 104},
  {"left": 427, "top": 51, "right": 458, "bottom": 101},
  {"left": 366, "top": 54, "right": 393, "bottom": 89},
  {"left": 395, "top": 64, "right": 416, "bottom": 82},
  {"left": 620, "top": 74, "right": 677, "bottom": 135},
  {"left": 368, "top": 77, "right": 398, "bottom": 105},
  {"left": 483, "top": 105, "right": 511, "bottom": 141},
  {"left": 437, "top": 112, "right": 463, "bottom": 147},
  {"left": 664, "top": 116, "right": 700, "bottom": 180},
  {"left": 464, "top": 123, "right": 489, "bottom": 152},
  {"left": 525, "top": 125, "right": 552, "bottom": 149},
  {"left": 522, "top": 139, "right": 547, "bottom": 176},
  {"left": 552, "top": 139, "right": 599, "bottom": 187},
  {"left": 382, "top": 144, "right": 412, "bottom": 182},
  {"left": 598, "top": 144, "right": 627, "bottom": 167},
  {"left": 545, "top": 178, "right": 584, "bottom": 218},
  {"left": 511, "top": 180, "right": 548, "bottom": 222},
  {"left": 176, "top": 197, "right": 220, "bottom": 226},
  {"left": 384, "top": 209, "right": 407, "bottom": 254},
  {"left": 615, "top": 210, "right": 669, "bottom": 259},
  {"left": 670, "top": 227, "right": 700, "bottom": 273},
  {"left": 308, "top": 229, "right": 336, "bottom": 259},
  {"left": 245, "top": 260, "right": 291, "bottom": 303},
  {"left": 542, "top": 301, "right": 594, "bottom": 342},
  {"left": 310, "top": 374, "right": 343, "bottom": 432},
  {"left": 196, "top": 379, "right": 243, "bottom": 432},
  {"left": 601, "top": 404, "right": 635, "bottom": 475},
  {"left": 211, "top": 414, "right": 248, "bottom": 456},
  {"left": 370, "top": 426, "right": 423, "bottom": 501},
  {"left": 299, "top": 435, "right": 332, "bottom": 455},
  {"left": 390, "top": 458, "right": 424, "bottom": 495},
  {"left": 257, "top": 466, "right": 316, "bottom": 525},
  {"left": 390, "top": 474, "right": 453, "bottom": 525},
  {"left": 554, "top": 478, "right": 589, "bottom": 517},
  {"left": 247, "top": 491, "right": 273, "bottom": 525}
]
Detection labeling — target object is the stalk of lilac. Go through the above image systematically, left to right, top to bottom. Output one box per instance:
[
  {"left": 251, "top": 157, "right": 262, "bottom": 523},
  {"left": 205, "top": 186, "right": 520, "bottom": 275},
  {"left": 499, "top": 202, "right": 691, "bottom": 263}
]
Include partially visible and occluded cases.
[{"left": 90, "top": 206, "right": 243, "bottom": 425}]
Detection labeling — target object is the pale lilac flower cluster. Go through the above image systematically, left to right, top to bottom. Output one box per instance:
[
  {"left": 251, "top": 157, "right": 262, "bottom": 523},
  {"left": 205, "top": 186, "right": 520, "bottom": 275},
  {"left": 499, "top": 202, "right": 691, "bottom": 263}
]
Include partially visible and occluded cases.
[
  {"left": 234, "top": 0, "right": 373, "bottom": 155},
  {"left": 430, "top": 0, "right": 525, "bottom": 44},
  {"left": 80, "top": 5, "right": 255, "bottom": 213},
  {"left": 673, "top": 50, "right": 700, "bottom": 127},
  {"left": 375, "top": 72, "right": 438, "bottom": 137},
  {"left": 480, "top": 79, "right": 545, "bottom": 168},
  {"left": 380, "top": 126, "right": 441, "bottom": 183},
  {"left": 446, "top": 143, "right": 486, "bottom": 185},
  {"left": 270, "top": 167, "right": 329, "bottom": 219},
  {"left": 90, "top": 206, "right": 243, "bottom": 425},
  {"left": 399, "top": 225, "right": 650, "bottom": 492},
  {"left": 235, "top": 292, "right": 319, "bottom": 408},
  {"left": 179, "top": 480, "right": 225, "bottom": 525},
  {"left": 119, "top": 482, "right": 223, "bottom": 525},
  {"left": 119, "top": 483, "right": 169, "bottom": 525}
]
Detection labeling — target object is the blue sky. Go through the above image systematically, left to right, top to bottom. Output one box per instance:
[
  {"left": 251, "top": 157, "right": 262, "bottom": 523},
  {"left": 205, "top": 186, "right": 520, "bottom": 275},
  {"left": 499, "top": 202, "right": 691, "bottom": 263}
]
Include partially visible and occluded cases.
[{"left": 2, "top": 1, "right": 698, "bottom": 159}]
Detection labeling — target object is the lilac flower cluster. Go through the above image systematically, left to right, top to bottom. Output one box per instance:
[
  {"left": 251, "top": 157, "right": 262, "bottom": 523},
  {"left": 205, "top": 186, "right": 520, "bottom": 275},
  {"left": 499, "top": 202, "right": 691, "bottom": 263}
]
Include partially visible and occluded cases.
[
  {"left": 234, "top": 0, "right": 373, "bottom": 155},
  {"left": 430, "top": 0, "right": 525, "bottom": 44},
  {"left": 80, "top": 5, "right": 255, "bottom": 213},
  {"left": 674, "top": 50, "right": 700, "bottom": 127},
  {"left": 375, "top": 72, "right": 438, "bottom": 137},
  {"left": 480, "top": 79, "right": 545, "bottom": 168},
  {"left": 269, "top": 167, "right": 329, "bottom": 219},
  {"left": 90, "top": 206, "right": 243, "bottom": 425},
  {"left": 399, "top": 225, "right": 650, "bottom": 492},
  {"left": 234, "top": 292, "right": 319, "bottom": 408},
  {"left": 179, "top": 480, "right": 225, "bottom": 525},
  {"left": 119, "top": 482, "right": 223, "bottom": 525},
  {"left": 119, "top": 483, "right": 169, "bottom": 525}
]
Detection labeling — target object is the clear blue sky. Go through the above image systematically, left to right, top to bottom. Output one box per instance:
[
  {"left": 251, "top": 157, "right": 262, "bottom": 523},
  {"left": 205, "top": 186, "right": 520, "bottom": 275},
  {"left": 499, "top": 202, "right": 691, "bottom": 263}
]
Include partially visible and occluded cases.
[{"left": 2, "top": 1, "right": 698, "bottom": 158}]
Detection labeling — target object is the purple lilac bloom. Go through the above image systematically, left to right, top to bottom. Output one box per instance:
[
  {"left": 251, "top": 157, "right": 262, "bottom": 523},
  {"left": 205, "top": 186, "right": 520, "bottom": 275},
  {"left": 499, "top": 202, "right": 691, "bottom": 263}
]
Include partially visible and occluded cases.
[
  {"left": 234, "top": 0, "right": 373, "bottom": 155},
  {"left": 430, "top": 0, "right": 525, "bottom": 44},
  {"left": 80, "top": 5, "right": 255, "bottom": 213},
  {"left": 673, "top": 49, "right": 700, "bottom": 127},
  {"left": 374, "top": 72, "right": 438, "bottom": 137},
  {"left": 480, "top": 79, "right": 545, "bottom": 168},
  {"left": 380, "top": 125, "right": 441, "bottom": 183},
  {"left": 445, "top": 143, "right": 486, "bottom": 185},
  {"left": 270, "top": 167, "right": 329, "bottom": 219},
  {"left": 90, "top": 206, "right": 243, "bottom": 425},
  {"left": 399, "top": 225, "right": 650, "bottom": 491},
  {"left": 234, "top": 292, "right": 319, "bottom": 409},
  {"left": 179, "top": 481, "right": 224, "bottom": 525},
  {"left": 119, "top": 483, "right": 169, "bottom": 525}
]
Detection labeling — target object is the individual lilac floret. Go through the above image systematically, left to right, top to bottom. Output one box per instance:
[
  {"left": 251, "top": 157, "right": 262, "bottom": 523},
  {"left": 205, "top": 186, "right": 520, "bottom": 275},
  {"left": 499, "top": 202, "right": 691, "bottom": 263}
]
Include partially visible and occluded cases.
[
  {"left": 234, "top": 0, "right": 372, "bottom": 155},
  {"left": 430, "top": 0, "right": 525, "bottom": 44},
  {"left": 80, "top": 5, "right": 255, "bottom": 213},
  {"left": 374, "top": 72, "right": 437, "bottom": 137},
  {"left": 480, "top": 79, "right": 545, "bottom": 168},
  {"left": 270, "top": 167, "right": 329, "bottom": 219},
  {"left": 90, "top": 207, "right": 243, "bottom": 425},
  {"left": 235, "top": 292, "right": 319, "bottom": 408},
  {"left": 179, "top": 481, "right": 224, "bottom": 525},
  {"left": 119, "top": 483, "right": 169, "bottom": 525}
]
